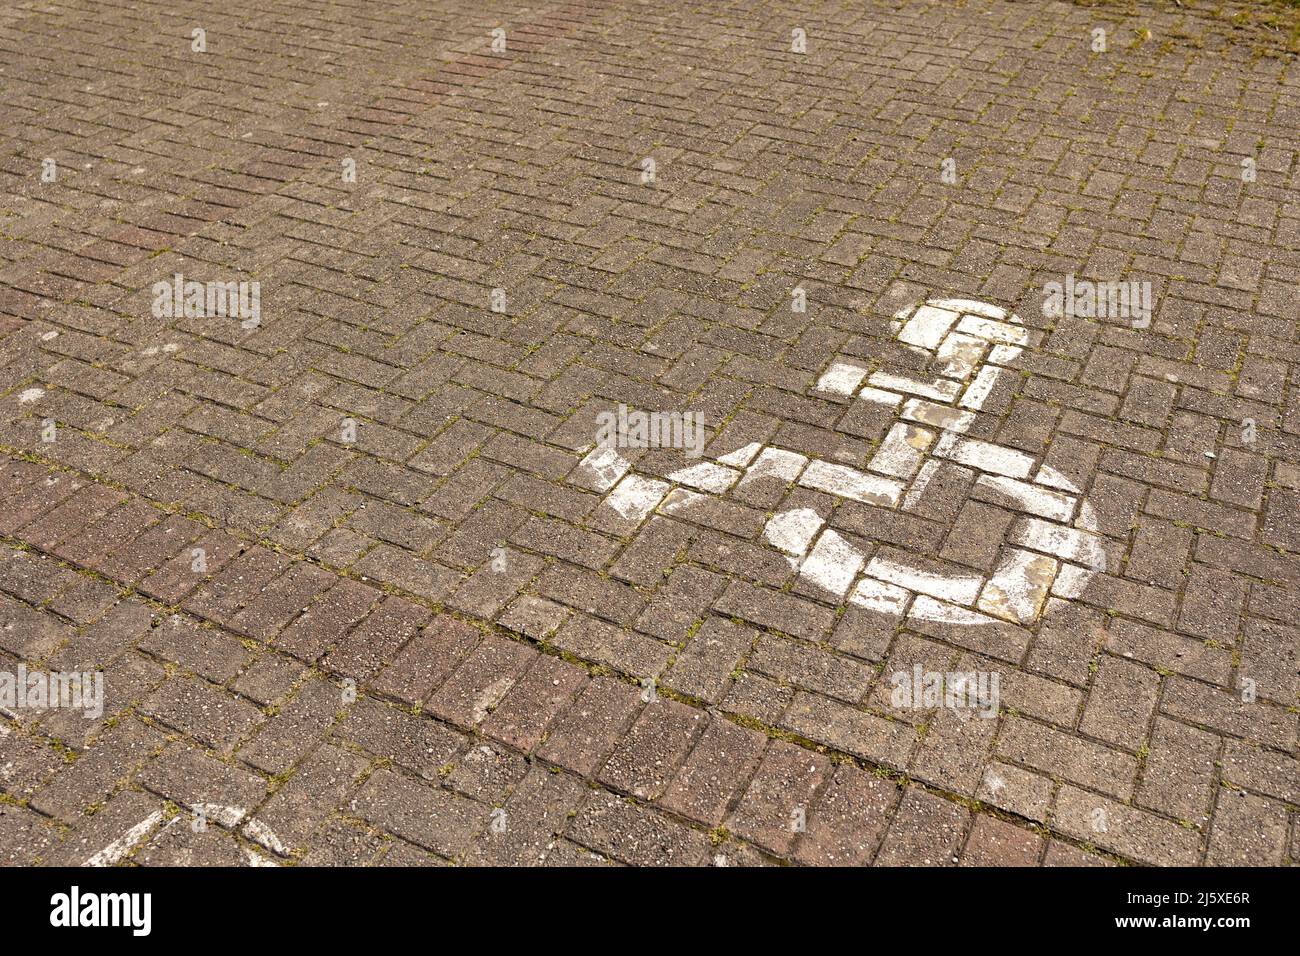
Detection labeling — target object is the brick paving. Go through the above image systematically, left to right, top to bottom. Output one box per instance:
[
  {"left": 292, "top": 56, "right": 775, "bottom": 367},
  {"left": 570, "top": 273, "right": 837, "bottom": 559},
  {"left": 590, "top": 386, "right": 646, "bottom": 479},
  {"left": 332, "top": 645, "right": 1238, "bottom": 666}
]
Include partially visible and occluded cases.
[{"left": 0, "top": 0, "right": 1297, "bottom": 867}]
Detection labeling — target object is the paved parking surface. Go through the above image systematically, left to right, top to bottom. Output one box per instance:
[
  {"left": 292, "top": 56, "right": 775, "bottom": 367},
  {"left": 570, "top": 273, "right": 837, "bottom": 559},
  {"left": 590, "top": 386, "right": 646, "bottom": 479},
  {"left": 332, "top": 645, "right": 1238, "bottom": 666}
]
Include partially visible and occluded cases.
[{"left": 0, "top": 0, "right": 1297, "bottom": 866}]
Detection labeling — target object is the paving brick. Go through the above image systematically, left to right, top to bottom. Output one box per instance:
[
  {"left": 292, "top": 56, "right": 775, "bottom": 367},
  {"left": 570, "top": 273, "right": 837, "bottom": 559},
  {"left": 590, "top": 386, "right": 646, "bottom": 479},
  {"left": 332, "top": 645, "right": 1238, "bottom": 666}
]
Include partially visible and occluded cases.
[
  {"left": 138, "top": 531, "right": 243, "bottom": 604},
  {"left": 715, "top": 580, "right": 834, "bottom": 641},
  {"left": 322, "top": 596, "right": 432, "bottom": 682},
  {"left": 549, "top": 612, "right": 672, "bottom": 678},
  {"left": 138, "top": 614, "right": 253, "bottom": 683},
  {"left": 370, "top": 614, "right": 481, "bottom": 705},
  {"left": 662, "top": 617, "right": 755, "bottom": 704},
  {"left": 424, "top": 633, "right": 536, "bottom": 727},
  {"left": 748, "top": 635, "right": 875, "bottom": 703},
  {"left": 480, "top": 654, "right": 588, "bottom": 752},
  {"left": 1079, "top": 655, "right": 1160, "bottom": 751},
  {"left": 141, "top": 675, "right": 266, "bottom": 756},
  {"left": 1162, "top": 676, "right": 1296, "bottom": 750},
  {"left": 537, "top": 677, "right": 642, "bottom": 776},
  {"left": 238, "top": 679, "right": 342, "bottom": 775},
  {"left": 782, "top": 691, "right": 915, "bottom": 768},
  {"left": 337, "top": 696, "right": 466, "bottom": 781},
  {"left": 598, "top": 698, "right": 707, "bottom": 800},
  {"left": 997, "top": 716, "right": 1138, "bottom": 800},
  {"left": 658, "top": 717, "right": 765, "bottom": 825},
  {"left": 1136, "top": 717, "right": 1218, "bottom": 823},
  {"left": 727, "top": 740, "right": 830, "bottom": 856},
  {"left": 1220, "top": 741, "right": 1300, "bottom": 805},
  {"left": 137, "top": 742, "right": 269, "bottom": 815},
  {"left": 251, "top": 743, "right": 369, "bottom": 855},
  {"left": 976, "top": 761, "right": 1054, "bottom": 824},
  {"left": 793, "top": 764, "right": 898, "bottom": 866},
  {"left": 462, "top": 766, "right": 587, "bottom": 866},
  {"left": 352, "top": 768, "right": 488, "bottom": 859},
  {"left": 1053, "top": 785, "right": 1202, "bottom": 866},
  {"left": 874, "top": 787, "right": 969, "bottom": 866},
  {"left": 1205, "top": 788, "right": 1290, "bottom": 866},
  {"left": 568, "top": 790, "right": 709, "bottom": 867},
  {"left": 959, "top": 815, "right": 1045, "bottom": 866},
  {"left": 1043, "top": 841, "right": 1114, "bottom": 867}
]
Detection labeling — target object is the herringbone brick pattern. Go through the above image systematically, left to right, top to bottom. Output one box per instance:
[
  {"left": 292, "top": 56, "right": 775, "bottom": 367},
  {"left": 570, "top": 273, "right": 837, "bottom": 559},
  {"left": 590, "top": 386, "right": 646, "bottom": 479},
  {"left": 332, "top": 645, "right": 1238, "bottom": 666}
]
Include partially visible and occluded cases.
[{"left": 0, "top": 0, "right": 1296, "bottom": 866}]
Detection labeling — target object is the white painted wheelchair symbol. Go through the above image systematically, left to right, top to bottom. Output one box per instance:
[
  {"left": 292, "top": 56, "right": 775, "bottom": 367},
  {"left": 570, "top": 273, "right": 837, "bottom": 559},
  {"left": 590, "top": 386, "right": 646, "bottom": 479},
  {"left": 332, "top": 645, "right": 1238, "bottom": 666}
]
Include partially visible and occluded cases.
[{"left": 580, "top": 298, "right": 1106, "bottom": 628}]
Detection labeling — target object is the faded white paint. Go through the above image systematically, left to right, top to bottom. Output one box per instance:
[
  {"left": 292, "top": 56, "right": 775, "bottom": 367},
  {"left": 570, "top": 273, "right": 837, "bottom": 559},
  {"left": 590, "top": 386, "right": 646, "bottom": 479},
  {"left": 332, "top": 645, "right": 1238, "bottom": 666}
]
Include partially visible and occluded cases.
[
  {"left": 589, "top": 297, "right": 1106, "bottom": 628},
  {"left": 898, "top": 305, "right": 959, "bottom": 348},
  {"left": 816, "top": 362, "right": 868, "bottom": 397},
  {"left": 868, "top": 423, "right": 933, "bottom": 479},
  {"left": 717, "top": 442, "right": 763, "bottom": 467},
  {"left": 576, "top": 445, "right": 630, "bottom": 491},
  {"left": 740, "top": 447, "right": 807, "bottom": 485},
  {"left": 665, "top": 460, "right": 739, "bottom": 493},
  {"left": 800, "top": 460, "right": 904, "bottom": 507},
  {"left": 606, "top": 474, "right": 669, "bottom": 521},
  {"left": 764, "top": 507, "right": 823, "bottom": 560},
  {"left": 800, "top": 530, "right": 864, "bottom": 595},
  {"left": 865, "top": 554, "right": 983, "bottom": 606},
  {"left": 849, "top": 577, "right": 910, "bottom": 616},
  {"left": 86, "top": 804, "right": 283, "bottom": 867},
  {"left": 85, "top": 811, "right": 166, "bottom": 867}
]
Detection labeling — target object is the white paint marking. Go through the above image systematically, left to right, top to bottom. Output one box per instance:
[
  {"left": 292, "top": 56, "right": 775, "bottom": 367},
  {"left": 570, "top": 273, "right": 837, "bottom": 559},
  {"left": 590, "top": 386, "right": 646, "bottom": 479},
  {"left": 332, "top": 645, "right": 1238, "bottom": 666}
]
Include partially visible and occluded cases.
[
  {"left": 930, "top": 298, "right": 1009, "bottom": 321},
  {"left": 898, "top": 305, "right": 960, "bottom": 348},
  {"left": 957, "top": 315, "right": 1030, "bottom": 345},
  {"left": 936, "top": 331, "right": 986, "bottom": 378},
  {"left": 988, "top": 344, "right": 1021, "bottom": 366},
  {"left": 815, "top": 362, "right": 868, "bottom": 396},
  {"left": 958, "top": 365, "right": 1003, "bottom": 411},
  {"left": 868, "top": 371, "right": 962, "bottom": 403},
  {"left": 857, "top": 385, "right": 903, "bottom": 406},
  {"left": 17, "top": 388, "right": 44, "bottom": 404},
  {"left": 901, "top": 398, "right": 976, "bottom": 434},
  {"left": 868, "top": 423, "right": 933, "bottom": 479},
  {"left": 934, "top": 434, "right": 1034, "bottom": 478},
  {"left": 717, "top": 441, "right": 762, "bottom": 467},
  {"left": 577, "top": 445, "right": 630, "bottom": 491},
  {"left": 739, "top": 447, "right": 807, "bottom": 485},
  {"left": 901, "top": 459, "right": 941, "bottom": 512},
  {"left": 665, "top": 460, "right": 739, "bottom": 493},
  {"left": 799, "top": 460, "right": 904, "bottom": 506},
  {"left": 1034, "top": 463, "right": 1077, "bottom": 491},
  {"left": 605, "top": 474, "right": 669, "bottom": 521},
  {"left": 976, "top": 475, "right": 1076, "bottom": 521},
  {"left": 660, "top": 487, "right": 707, "bottom": 516},
  {"left": 764, "top": 507, "right": 824, "bottom": 559},
  {"left": 1010, "top": 517, "right": 1105, "bottom": 565},
  {"left": 800, "top": 530, "right": 864, "bottom": 596},
  {"left": 978, "top": 548, "right": 1058, "bottom": 624},
  {"left": 864, "top": 555, "right": 983, "bottom": 606},
  {"left": 1051, "top": 562, "right": 1095, "bottom": 600},
  {"left": 849, "top": 577, "right": 911, "bottom": 616},
  {"left": 907, "top": 595, "right": 1005, "bottom": 627},
  {"left": 85, "top": 811, "right": 166, "bottom": 867},
  {"left": 242, "top": 818, "right": 290, "bottom": 857}
]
